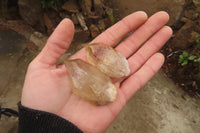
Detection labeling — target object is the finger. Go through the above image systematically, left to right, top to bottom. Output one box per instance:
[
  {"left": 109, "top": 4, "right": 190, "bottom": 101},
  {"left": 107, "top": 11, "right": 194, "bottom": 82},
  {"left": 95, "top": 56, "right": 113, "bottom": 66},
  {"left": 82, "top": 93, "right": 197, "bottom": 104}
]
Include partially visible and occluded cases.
[
  {"left": 69, "top": 11, "right": 148, "bottom": 60},
  {"left": 92, "top": 11, "right": 148, "bottom": 46},
  {"left": 116, "top": 11, "right": 169, "bottom": 58},
  {"left": 36, "top": 19, "right": 74, "bottom": 65},
  {"left": 128, "top": 26, "right": 172, "bottom": 74},
  {"left": 121, "top": 53, "right": 164, "bottom": 101}
]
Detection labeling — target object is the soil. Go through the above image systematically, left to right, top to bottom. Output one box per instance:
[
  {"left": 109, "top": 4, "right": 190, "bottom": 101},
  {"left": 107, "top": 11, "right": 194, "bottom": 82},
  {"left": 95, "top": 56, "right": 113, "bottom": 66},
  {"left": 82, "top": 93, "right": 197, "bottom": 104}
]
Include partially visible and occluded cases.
[
  {"left": 107, "top": 0, "right": 200, "bottom": 98},
  {"left": 161, "top": 1, "right": 200, "bottom": 98},
  {"left": 162, "top": 42, "right": 200, "bottom": 97}
]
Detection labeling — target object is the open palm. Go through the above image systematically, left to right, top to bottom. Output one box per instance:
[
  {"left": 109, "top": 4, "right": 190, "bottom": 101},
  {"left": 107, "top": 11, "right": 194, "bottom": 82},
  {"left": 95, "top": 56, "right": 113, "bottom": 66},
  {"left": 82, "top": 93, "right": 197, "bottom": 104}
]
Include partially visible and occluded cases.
[{"left": 21, "top": 11, "right": 172, "bottom": 133}]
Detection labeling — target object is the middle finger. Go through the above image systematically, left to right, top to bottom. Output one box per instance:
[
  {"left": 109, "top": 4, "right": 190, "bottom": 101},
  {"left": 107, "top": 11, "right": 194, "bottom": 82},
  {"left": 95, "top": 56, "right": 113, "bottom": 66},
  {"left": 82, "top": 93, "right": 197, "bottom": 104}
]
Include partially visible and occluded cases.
[{"left": 115, "top": 11, "right": 169, "bottom": 58}]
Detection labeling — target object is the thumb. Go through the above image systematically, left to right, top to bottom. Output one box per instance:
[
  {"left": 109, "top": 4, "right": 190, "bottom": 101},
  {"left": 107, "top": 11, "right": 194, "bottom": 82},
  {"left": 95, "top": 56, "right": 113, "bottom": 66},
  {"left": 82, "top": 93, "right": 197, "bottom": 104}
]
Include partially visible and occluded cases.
[{"left": 36, "top": 18, "right": 74, "bottom": 65}]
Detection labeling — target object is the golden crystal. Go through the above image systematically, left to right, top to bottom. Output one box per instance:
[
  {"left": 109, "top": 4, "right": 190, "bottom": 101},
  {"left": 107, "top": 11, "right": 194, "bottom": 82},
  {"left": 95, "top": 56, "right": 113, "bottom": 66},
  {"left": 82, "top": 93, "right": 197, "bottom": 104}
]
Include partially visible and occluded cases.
[
  {"left": 86, "top": 43, "right": 130, "bottom": 78},
  {"left": 65, "top": 59, "right": 117, "bottom": 105}
]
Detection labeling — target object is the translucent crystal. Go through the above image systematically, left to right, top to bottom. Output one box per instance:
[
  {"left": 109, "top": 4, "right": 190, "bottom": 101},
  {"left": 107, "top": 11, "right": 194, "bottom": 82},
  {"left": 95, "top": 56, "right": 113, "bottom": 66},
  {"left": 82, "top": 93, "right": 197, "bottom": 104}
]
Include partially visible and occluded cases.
[
  {"left": 86, "top": 43, "right": 130, "bottom": 78},
  {"left": 65, "top": 59, "right": 117, "bottom": 105}
]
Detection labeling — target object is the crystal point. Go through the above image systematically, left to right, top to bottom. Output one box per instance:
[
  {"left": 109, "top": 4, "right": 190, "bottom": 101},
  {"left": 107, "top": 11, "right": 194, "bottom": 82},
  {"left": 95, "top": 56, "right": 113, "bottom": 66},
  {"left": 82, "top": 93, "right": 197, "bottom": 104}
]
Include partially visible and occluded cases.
[
  {"left": 86, "top": 43, "right": 130, "bottom": 78},
  {"left": 65, "top": 59, "right": 117, "bottom": 105}
]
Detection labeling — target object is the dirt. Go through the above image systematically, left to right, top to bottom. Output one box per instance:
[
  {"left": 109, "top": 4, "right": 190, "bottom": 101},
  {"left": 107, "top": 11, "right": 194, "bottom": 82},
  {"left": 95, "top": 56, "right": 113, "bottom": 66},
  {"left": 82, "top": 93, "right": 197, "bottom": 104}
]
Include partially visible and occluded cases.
[
  {"left": 105, "top": 0, "right": 185, "bottom": 26},
  {"left": 107, "top": 0, "right": 200, "bottom": 97},
  {"left": 161, "top": 1, "right": 200, "bottom": 97},
  {"left": 0, "top": 28, "right": 36, "bottom": 133},
  {"left": 162, "top": 43, "right": 200, "bottom": 97},
  {"left": 107, "top": 71, "right": 200, "bottom": 133}
]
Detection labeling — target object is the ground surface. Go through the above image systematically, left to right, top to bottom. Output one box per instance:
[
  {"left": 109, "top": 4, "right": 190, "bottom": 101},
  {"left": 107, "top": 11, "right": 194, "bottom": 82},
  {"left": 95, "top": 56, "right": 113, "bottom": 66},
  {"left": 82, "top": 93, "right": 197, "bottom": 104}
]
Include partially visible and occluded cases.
[
  {"left": 0, "top": 0, "right": 200, "bottom": 133},
  {"left": 107, "top": 0, "right": 200, "bottom": 132},
  {"left": 0, "top": 28, "right": 35, "bottom": 133},
  {"left": 107, "top": 71, "right": 200, "bottom": 133}
]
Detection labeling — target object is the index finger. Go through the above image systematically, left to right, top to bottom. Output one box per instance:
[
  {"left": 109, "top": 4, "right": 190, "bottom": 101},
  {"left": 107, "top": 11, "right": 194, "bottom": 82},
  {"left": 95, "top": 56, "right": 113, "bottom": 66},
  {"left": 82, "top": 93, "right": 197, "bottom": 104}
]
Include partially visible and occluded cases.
[{"left": 69, "top": 11, "right": 148, "bottom": 60}]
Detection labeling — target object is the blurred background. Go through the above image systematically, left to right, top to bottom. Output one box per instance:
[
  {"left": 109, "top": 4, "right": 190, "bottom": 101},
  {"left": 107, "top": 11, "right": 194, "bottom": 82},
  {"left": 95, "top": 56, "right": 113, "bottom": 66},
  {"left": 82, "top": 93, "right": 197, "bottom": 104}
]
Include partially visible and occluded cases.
[{"left": 0, "top": 0, "right": 200, "bottom": 132}]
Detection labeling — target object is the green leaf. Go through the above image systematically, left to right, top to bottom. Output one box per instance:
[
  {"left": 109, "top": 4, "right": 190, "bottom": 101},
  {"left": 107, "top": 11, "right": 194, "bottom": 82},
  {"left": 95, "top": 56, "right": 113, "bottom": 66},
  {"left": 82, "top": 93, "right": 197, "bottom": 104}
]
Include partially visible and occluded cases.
[
  {"left": 40, "top": 0, "right": 55, "bottom": 9},
  {"left": 196, "top": 39, "right": 200, "bottom": 44},
  {"left": 182, "top": 52, "right": 189, "bottom": 58},
  {"left": 178, "top": 55, "right": 184, "bottom": 63},
  {"left": 179, "top": 55, "right": 183, "bottom": 59},
  {"left": 188, "top": 56, "right": 196, "bottom": 60},
  {"left": 194, "top": 57, "right": 200, "bottom": 63},
  {"left": 178, "top": 58, "right": 184, "bottom": 63},
  {"left": 181, "top": 60, "right": 188, "bottom": 66},
  {"left": 197, "top": 73, "right": 200, "bottom": 78},
  {"left": 195, "top": 86, "right": 199, "bottom": 90}
]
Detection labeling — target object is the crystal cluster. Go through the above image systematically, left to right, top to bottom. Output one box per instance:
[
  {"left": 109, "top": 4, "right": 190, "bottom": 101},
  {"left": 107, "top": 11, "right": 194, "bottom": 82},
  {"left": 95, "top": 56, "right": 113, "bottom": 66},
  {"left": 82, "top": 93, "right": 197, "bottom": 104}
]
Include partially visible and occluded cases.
[{"left": 65, "top": 43, "right": 130, "bottom": 105}]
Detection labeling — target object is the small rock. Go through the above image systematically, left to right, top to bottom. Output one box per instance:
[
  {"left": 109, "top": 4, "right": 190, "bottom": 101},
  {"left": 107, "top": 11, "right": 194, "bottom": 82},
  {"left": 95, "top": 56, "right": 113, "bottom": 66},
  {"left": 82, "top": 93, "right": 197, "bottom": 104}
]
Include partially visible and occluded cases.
[
  {"left": 18, "top": 0, "right": 45, "bottom": 30},
  {"left": 62, "top": 0, "right": 79, "bottom": 13},
  {"left": 79, "top": 0, "right": 92, "bottom": 16},
  {"left": 94, "top": 0, "right": 104, "bottom": 17},
  {"left": 111, "top": 0, "right": 185, "bottom": 26},
  {"left": 193, "top": 0, "right": 200, "bottom": 7},
  {"left": 0, "top": 1, "right": 20, "bottom": 19},
  {"left": 105, "top": 7, "right": 115, "bottom": 24},
  {"left": 47, "top": 9, "right": 62, "bottom": 25},
  {"left": 184, "top": 9, "right": 199, "bottom": 20},
  {"left": 44, "top": 10, "right": 62, "bottom": 35},
  {"left": 59, "top": 12, "right": 70, "bottom": 19},
  {"left": 76, "top": 12, "right": 88, "bottom": 31},
  {"left": 43, "top": 13, "right": 54, "bottom": 35},
  {"left": 71, "top": 14, "right": 79, "bottom": 25},
  {"left": 87, "top": 15, "right": 99, "bottom": 20},
  {"left": 103, "top": 18, "right": 113, "bottom": 28},
  {"left": 172, "top": 18, "right": 198, "bottom": 49},
  {"left": 98, "top": 19, "right": 106, "bottom": 31},
  {"left": 198, "top": 19, "right": 200, "bottom": 25},
  {"left": 89, "top": 24, "right": 100, "bottom": 38},
  {"left": 30, "top": 31, "right": 47, "bottom": 50},
  {"left": 32, "top": 31, "right": 43, "bottom": 38},
  {"left": 190, "top": 31, "right": 200, "bottom": 43},
  {"left": 172, "top": 33, "right": 191, "bottom": 49},
  {"left": 27, "top": 42, "right": 38, "bottom": 52}
]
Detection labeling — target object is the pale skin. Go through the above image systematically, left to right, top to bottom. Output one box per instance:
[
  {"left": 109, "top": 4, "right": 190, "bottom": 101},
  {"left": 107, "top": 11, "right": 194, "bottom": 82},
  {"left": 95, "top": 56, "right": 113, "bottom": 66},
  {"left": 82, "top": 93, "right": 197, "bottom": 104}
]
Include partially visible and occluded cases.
[{"left": 21, "top": 11, "right": 172, "bottom": 133}]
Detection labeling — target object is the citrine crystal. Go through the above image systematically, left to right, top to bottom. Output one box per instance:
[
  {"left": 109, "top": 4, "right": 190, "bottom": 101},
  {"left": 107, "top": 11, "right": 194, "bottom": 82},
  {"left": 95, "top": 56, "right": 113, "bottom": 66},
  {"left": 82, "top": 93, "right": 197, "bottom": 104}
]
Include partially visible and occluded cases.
[
  {"left": 86, "top": 43, "right": 130, "bottom": 78},
  {"left": 65, "top": 59, "right": 117, "bottom": 105}
]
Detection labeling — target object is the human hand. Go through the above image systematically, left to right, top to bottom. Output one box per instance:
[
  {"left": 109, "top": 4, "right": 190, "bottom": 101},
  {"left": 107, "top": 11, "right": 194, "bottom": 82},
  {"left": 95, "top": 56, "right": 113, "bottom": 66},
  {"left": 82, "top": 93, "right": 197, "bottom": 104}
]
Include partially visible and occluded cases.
[{"left": 21, "top": 11, "right": 172, "bottom": 133}]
